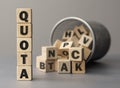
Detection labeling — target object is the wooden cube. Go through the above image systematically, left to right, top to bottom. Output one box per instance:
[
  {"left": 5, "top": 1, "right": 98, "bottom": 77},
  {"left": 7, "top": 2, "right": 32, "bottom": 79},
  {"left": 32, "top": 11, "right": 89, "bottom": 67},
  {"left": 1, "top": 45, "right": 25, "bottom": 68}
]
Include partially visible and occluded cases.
[
  {"left": 16, "top": 8, "right": 32, "bottom": 23},
  {"left": 17, "top": 23, "right": 32, "bottom": 38},
  {"left": 74, "top": 25, "right": 88, "bottom": 38},
  {"left": 62, "top": 30, "right": 74, "bottom": 41},
  {"left": 67, "top": 34, "right": 79, "bottom": 47},
  {"left": 79, "top": 34, "right": 93, "bottom": 47},
  {"left": 17, "top": 38, "right": 32, "bottom": 52},
  {"left": 53, "top": 39, "right": 62, "bottom": 55},
  {"left": 53, "top": 39, "right": 62, "bottom": 48},
  {"left": 60, "top": 41, "right": 73, "bottom": 49},
  {"left": 42, "top": 46, "right": 57, "bottom": 60},
  {"left": 80, "top": 46, "right": 91, "bottom": 60},
  {"left": 69, "top": 47, "right": 84, "bottom": 61},
  {"left": 59, "top": 48, "right": 69, "bottom": 58},
  {"left": 17, "top": 52, "right": 32, "bottom": 66},
  {"left": 38, "top": 58, "right": 55, "bottom": 72},
  {"left": 55, "top": 59, "right": 58, "bottom": 72},
  {"left": 58, "top": 60, "right": 71, "bottom": 74},
  {"left": 72, "top": 60, "right": 85, "bottom": 74},
  {"left": 17, "top": 66, "right": 32, "bottom": 80}
]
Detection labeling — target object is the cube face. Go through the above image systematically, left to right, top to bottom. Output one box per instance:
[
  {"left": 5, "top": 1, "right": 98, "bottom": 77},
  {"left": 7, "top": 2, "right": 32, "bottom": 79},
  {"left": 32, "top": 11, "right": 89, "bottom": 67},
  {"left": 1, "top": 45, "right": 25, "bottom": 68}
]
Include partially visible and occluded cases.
[
  {"left": 16, "top": 8, "right": 32, "bottom": 23},
  {"left": 17, "top": 24, "right": 32, "bottom": 38},
  {"left": 74, "top": 25, "right": 88, "bottom": 39},
  {"left": 62, "top": 30, "right": 74, "bottom": 41},
  {"left": 79, "top": 34, "right": 93, "bottom": 47},
  {"left": 68, "top": 35, "right": 79, "bottom": 47},
  {"left": 17, "top": 38, "right": 32, "bottom": 52},
  {"left": 53, "top": 39, "right": 62, "bottom": 49},
  {"left": 53, "top": 40, "right": 62, "bottom": 55},
  {"left": 60, "top": 41, "right": 73, "bottom": 49},
  {"left": 42, "top": 46, "right": 57, "bottom": 59},
  {"left": 80, "top": 46, "right": 91, "bottom": 60},
  {"left": 69, "top": 47, "right": 83, "bottom": 61},
  {"left": 59, "top": 49, "right": 69, "bottom": 58},
  {"left": 17, "top": 52, "right": 32, "bottom": 66},
  {"left": 38, "top": 58, "right": 55, "bottom": 72},
  {"left": 55, "top": 59, "right": 58, "bottom": 72},
  {"left": 46, "top": 60, "right": 55, "bottom": 72},
  {"left": 58, "top": 60, "right": 71, "bottom": 74},
  {"left": 72, "top": 60, "right": 85, "bottom": 74},
  {"left": 17, "top": 66, "right": 32, "bottom": 80}
]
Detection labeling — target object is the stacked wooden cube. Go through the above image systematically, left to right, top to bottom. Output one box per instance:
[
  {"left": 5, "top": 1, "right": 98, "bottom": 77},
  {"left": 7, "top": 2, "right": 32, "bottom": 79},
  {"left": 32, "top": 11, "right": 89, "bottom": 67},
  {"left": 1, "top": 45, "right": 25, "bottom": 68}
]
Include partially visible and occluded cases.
[
  {"left": 17, "top": 8, "right": 32, "bottom": 80},
  {"left": 36, "top": 25, "right": 93, "bottom": 74}
]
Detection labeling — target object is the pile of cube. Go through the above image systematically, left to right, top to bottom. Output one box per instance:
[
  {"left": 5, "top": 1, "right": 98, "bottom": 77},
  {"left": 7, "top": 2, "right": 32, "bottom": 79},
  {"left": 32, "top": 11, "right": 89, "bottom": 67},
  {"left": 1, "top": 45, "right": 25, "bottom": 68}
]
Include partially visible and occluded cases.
[{"left": 36, "top": 24, "right": 93, "bottom": 74}]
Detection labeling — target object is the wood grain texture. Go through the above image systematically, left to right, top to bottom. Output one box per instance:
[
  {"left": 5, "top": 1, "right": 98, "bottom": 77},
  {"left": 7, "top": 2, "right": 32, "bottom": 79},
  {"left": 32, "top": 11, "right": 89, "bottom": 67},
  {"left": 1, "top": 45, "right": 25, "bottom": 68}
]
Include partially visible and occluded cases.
[
  {"left": 16, "top": 8, "right": 32, "bottom": 23},
  {"left": 17, "top": 23, "right": 32, "bottom": 38},
  {"left": 73, "top": 25, "right": 89, "bottom": 39},
  {"left": 62, "top": 30, "right": 74, "bottom": 41},
  {"left": 79, "top": 34, "right": 93, "bottom": 47},
  {"left": 17, "top": 38, "right": 32, "bottom": 52},
  {"left": 42, "top": 46, "right": 57, "bottom": 60},
  {"left": 69, "top": 47, "right": 84, "bottom": 61},
  {"left": 17, "top": 52, "right": 32, "bottom": 66},
  {"left": 58, "top": 60, "right": 71, "bottom": 74},
  {"left": 72, "top": 60, "right": 85, "bottom": 74},
  {"left": 17, "top": 66, "right": 32, "bottom": 80}
]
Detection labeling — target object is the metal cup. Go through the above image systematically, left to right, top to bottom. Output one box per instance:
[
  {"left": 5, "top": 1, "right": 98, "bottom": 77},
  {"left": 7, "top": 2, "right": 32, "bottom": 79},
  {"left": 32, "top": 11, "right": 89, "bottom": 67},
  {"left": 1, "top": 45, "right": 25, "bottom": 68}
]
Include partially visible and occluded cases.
[{"left": 50, "top": 17, "right": 111, "bottom": 62}]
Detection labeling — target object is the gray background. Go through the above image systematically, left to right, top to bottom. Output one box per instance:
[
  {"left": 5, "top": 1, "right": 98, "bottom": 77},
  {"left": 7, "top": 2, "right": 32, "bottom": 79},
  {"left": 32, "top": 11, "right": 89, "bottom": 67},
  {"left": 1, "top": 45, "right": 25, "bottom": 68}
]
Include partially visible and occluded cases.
[{"left": 0, "top": 0, "right": 120, "bottom": 88}]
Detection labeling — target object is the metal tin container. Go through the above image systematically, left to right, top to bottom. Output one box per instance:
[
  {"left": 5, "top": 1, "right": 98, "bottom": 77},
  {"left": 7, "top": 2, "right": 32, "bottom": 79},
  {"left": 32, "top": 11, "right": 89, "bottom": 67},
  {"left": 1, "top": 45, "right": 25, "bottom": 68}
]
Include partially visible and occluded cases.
[{"left": 50, "top": 17, "right": 111, "bottom": 62}]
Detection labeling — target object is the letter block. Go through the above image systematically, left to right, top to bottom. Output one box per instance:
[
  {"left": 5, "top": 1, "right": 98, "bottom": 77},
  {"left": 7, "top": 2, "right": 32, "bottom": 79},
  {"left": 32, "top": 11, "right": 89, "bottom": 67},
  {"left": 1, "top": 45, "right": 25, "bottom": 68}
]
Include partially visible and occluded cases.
[
  {"left": 16, "top": 8, "right": 32, "bottom": 23},
  {"left": 17, "top": 8, "right": 32, "bottom": 81},
  {"left": 17, "top": 24, "right": 32, "bottom": 38},
  {"left": 74, "top": 25, "right": 88, "bottom": 39},
  {"left": 62, "top": 30, "right": 74, "bottom": 41},
  {"left": 79, "top": 34, "right": 93, "bottom": 47},
  {"left": 67, "top": 35, "right": 79, "bottom": 47},
  {"left": 17, "top": 38, "right": 32, "bottom": 52},
  {"left": 53, "top": 39, "right": 62, "bottom": 55},
  {"left": 59, "top": 41, "right": 73, "bottom": 58},
  {"left": 60, "top": 41, "right": 73, "bottom": 49},
  {"left": 42, "top": 46, "right": 57, "bottom": 60},
  {"left": 80, "top": 46, "right": 91, "bottom": 60},
  {"left": 69, "top": 47, "right": 84, "bottom": 61},
  {"left": 17, "top": 52, "right": 32, "bottom": 66},
  {"left": 37, "top": 56, "right": 55, "bottom": 72},
  {"left": 58, "top": 60, "right": 71, "bottom": 74},
  {"left": 72, "top": 60, "right": 85, "bottom": 74},
  {"left": 17, "top": 66, "right": 32, "bottom": 80}
]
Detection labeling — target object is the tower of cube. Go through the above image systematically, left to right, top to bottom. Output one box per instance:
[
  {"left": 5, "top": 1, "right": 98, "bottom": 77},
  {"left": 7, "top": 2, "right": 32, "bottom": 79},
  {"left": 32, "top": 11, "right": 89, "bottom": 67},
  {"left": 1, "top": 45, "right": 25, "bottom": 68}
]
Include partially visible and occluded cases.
[{"left": 16, "top": 8, "right": 32, "bottom": 80}]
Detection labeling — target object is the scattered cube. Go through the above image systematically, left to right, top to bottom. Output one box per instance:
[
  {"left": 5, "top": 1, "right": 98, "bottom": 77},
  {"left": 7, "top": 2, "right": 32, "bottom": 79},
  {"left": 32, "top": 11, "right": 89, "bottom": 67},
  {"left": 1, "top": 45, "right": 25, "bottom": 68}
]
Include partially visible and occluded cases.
[
  {"left": 74, "top": 25, "right": 88, "bottom": 38},
  {"left": 62, "top": 30, "right": 74, "bottom": 41},
  {"left": 68, "top": 34, "right": 79, "bottom": 47},
  {"left": 79, "top": 34, "right": 93, "bottom": 47},
  {"left": 53, "top": 39, "right": 62, "bottom": 55},
  {"left": 60, "top": 41, "right": 73, "bottom": 49},
  {"left": 42, "top": 46, "right": 57, "bottom": 60},
  {"left": 80, "top": 46, "right": 91, "bottom": 60},
  {"left": 69, "top": 47, "right": 84, "bottom": 61},
  {"left": 37, "top": 57, "right": 55, "bottom": 72},
  {"left": 58, "top": 60, "right": 71, "bottom": 74},
  {"left": 72, "top": 60, "right": 85, "bottom": 74}
]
